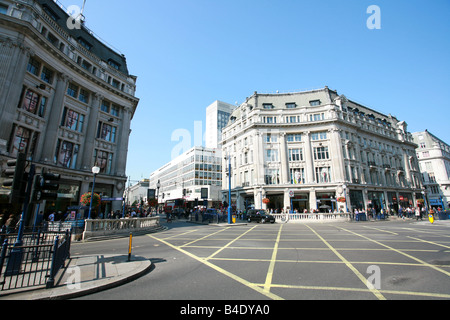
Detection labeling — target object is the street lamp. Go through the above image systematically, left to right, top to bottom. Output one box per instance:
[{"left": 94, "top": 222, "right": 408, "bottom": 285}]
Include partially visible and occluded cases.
[
  {"left": 225, "top": 154, "right": 232, "bottom": 224},
  {"left": 88, "top": 166, "right": 101, "bottom": 220},
  {"left": 156, "top": 180, "right": 161, "bottom": 214}
]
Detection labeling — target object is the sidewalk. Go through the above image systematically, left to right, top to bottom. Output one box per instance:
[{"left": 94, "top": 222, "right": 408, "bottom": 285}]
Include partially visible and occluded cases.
[{"left": 0, "top": 254, "right": 152, "bottom": 300}]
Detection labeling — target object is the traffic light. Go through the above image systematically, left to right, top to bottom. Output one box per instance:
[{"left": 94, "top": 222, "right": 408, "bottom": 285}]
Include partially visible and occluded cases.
[
  {"left": 1, "top": 153, "right": 27, "bottom": 203},
  {"left": 32, "top": 172, "right": 60, "bottom": 202}
]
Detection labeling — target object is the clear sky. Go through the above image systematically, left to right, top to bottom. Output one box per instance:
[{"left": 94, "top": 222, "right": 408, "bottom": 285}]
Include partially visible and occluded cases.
[{"left": 57, "top": 0, "right": 450, "bottom": 184}]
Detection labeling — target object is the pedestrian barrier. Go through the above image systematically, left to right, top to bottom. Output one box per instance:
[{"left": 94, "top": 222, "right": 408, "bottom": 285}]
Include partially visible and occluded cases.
[
  {"left": 272, "top": 213, "right": 351, "bottom": 223},
  {"left": 83, "top": 217, "right": 161, "bottom": 241},
  {"left": 0, "top": 230, "right": 71, "bottom": 292}
]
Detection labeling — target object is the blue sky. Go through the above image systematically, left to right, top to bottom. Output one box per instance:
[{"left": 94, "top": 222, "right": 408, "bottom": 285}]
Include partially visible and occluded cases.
[{"left": 57, "top": 0, "right": 450, "bottom": 184}]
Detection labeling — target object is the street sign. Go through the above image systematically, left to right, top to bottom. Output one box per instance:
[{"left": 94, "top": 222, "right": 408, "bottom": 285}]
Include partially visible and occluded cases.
[{"left": 289, "top": 190, "right": 295, "bottom": 198}]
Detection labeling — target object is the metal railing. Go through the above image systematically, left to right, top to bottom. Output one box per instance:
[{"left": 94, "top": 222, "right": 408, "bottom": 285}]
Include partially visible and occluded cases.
[{"left": 0, "top": 229, "right": 71, "bottom": 292}]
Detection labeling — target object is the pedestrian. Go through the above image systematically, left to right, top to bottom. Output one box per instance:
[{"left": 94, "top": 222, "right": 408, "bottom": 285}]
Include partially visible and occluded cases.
[
  {"left": 415, "top": 207, "right": 421, "bottom": 221},
  {"left": 48, "top": 212, "right": 55, "bottom": 222}
]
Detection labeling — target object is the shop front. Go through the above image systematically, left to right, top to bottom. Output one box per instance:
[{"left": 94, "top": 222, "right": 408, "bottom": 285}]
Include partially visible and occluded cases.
[
  {"left": 41, "top": 181, "right": 81, "bottom": 222},
  {"left": 349, "top": 190, "right": 365, "bottom": 212},
  {"left": 367, "top": 191, "right": 386, "bottom": 214},
  {"left": 316, "top": 192, "right": 336, "bottom": 213},
  {"left": 398, "top": 192, "right": 413, "bottom": 209},
  {"left": 290, "top": 194, "right": 309, "bottom": 213}
]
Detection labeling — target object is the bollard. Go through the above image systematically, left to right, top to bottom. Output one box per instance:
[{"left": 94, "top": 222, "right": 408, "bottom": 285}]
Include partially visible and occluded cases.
[{"left": 128, "top": 233, "right": 133, "bottom": 262}]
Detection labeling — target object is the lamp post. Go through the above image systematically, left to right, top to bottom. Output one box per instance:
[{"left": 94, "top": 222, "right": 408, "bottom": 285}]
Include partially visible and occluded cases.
[
  {"left": 225, "top": 154, "right": 232, "bottom": 224},
  {"left": 88, "top": 166, "right": 100, "bottom": 220},
  {"left": 156, "top": 180, "right": 161, "bottom": 215}
]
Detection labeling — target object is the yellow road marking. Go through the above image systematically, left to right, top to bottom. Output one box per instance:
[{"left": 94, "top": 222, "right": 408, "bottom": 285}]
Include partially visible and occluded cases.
[
  {"left": 205, "top": 225, "right": 258, "bottom": 261},
  {"left": 264, "top": 225, "right": 283, "bottom": 293},
  {"left": 306, "top": 225, "right": 386, "bottom": 300},
  {"left": 363, "top": 226, "right": 399, "bottom": 235},
  {"left": 180, "top": 227, "right": 230, "bottom": 248},
  {"left": 339, "top": 227, "right": 450, "bottom": 278},
  {"left": 148, "top": 233, "right": 284, "bottom": 301},
  {"left": 406, "top": 236, "right": 450, "bottom": 250},
  {"left": 256, "top": 283, "right": 450, "bottom": 299}
]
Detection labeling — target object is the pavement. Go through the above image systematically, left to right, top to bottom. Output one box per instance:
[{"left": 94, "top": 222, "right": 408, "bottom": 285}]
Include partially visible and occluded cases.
[{"left": 0, "top": 254, "right": 152, "bottom": 300}]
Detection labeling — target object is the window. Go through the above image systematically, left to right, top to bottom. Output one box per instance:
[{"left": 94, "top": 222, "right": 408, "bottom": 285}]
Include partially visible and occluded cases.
[
  {"left": 0, "top": 4, "right": 8, "bottom": 14},
  {"left": 78, "top": 37, "right": 92, "bottom": 50},
  {"left": 27, "top": 57, "right": 41, "bottom": 76},
  {"left": 108, "top": 59, "right": 120, "bottom": 70},
  {"left": 40, "top": 66, "right": 53, "bottom": 84},
  {"left": 112, "top": 79, "right": 120, "bottom": 89},
  {"left": 67, "top": 83, "right": 78, "bottom": 98},
  {"left": 19, "top": 87, "right": 47, "bottom": 117},
  {"left": 21, "top": 89, "right": 40, "bottom": 114},
  {"left": 79, "top": 89, "right": 89, "bottom": 104},
  {"left": 309, "top": 100, "right": 321, "bottom": 106},
  {"left": 101, "top": 101, "right": 110, "bottom": 113},
  {"left": 263, "top": 103, "right": 274, "bottom": 109},
  {"left": 285, "top": 103, "right": 297, "bottom": 109},
  {"left": 111, "top": 104, "right": 120, "bottom": 117},
  {"left": 61, "top": 107, "right": 85, "bottom": 132},
  {"left": 309, "top": 113, "right": 324, "bottom": 122},
  {"left": 263, "top": 116, "right": 277, "bottom": 124},
  {"left": 287, "top": 116, "right": 298, "bottom": 123},
  {"left": 97, "top": 122, "right": 117, "bottom": 143},
  {"left": 10, "top": 126, "right": 31, "bottom": 157},
  {"left": 311, "top": 132, "right": 327, "bottom": 141},
  {"left": 265, "top": 133, "right": 278, "bottom": 143},
  {"left": 287, "top": 134, "right": 302, "bottom": 142},
  {"left": 55, "top": 140, "right": 79, "bottom": 169},
  {"left": 314, "top": 146, "right": 329, "bottom": 160},
  {"left": 266, "top": 149, "right": 279, "bottom": 162},
  {"left": 289, "top": 149, "right": 303, "bottom": 161},
  {"left": 93, "top": 150, "right": 113, "bottom": 174},
  {"left": 316, "top": 167, "right": 331, "bottom": 183},
  {"left": 290, "top": 168, "right": 305, "bottom": 184},
  {"left": 265, "top": 169, "right": 280, "bottom": 185}
]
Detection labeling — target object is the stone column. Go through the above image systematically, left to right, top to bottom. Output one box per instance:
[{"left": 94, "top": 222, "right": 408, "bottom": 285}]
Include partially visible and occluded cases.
[
  {"left": 0, "top": 38, "right": 33, "bottom": 142},
  {"left": 40, "top": 73, "right": 70, "bottom": 163},
  {"left": 82, "top": 93, "right": 102, "bottom": 169},
  {"left": 115, "top": 106, "right": 132, "bottom": 177},
  {"left": 279, "top": 132, "right": 290, "bottom": 184},
  {"left": 304, "top": 132, "right": 314, "bottom": 184}
]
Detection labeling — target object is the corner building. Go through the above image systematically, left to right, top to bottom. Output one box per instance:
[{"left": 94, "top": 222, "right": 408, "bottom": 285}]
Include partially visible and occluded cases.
[
  {"left": 0, "top": 0, "right": 139, "bottom": 218},
  {"left": 221, "top": 87, "right": 423, "bottom": 214}
]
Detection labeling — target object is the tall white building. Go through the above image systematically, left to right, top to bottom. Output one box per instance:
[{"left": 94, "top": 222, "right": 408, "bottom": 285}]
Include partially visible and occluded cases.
[
  {"left": 221, "top": 87, "right": 423, "bottom": 213},
  {"left": 205, "top": 100, "right": 235, "bottom": 149},
  {"left": 413, "top": 130, "right": 450, "bottom": 209},
  {"left": 149, "top": 146, "right": 223, "bottom": 208}
]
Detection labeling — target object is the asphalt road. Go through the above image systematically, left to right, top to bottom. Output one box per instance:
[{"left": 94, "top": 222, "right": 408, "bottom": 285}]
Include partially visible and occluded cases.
[{"left": 70, "top": 219, "right": 450, "bottom": 301}]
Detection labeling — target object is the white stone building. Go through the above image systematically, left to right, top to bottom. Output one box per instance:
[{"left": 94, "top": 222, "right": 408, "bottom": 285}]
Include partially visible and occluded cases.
[
  {"left": 221, "top": 87, "right": 423, "bottom": 214},
  {"left": 413, "top": 130, "right": 450, "bottom": 209}
]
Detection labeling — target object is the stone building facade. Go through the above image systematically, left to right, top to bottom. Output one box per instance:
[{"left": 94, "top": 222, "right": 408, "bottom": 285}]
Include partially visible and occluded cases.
[
  {"left": 0, "top": 0, "right": 139, "bottom": 219},
  {"left": 221, "top": 87, "right": 423, "bottom": 213}
]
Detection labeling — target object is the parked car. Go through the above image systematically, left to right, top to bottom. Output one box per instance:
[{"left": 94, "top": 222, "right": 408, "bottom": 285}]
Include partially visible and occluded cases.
[
  {"left": 203, "top": 208, "right": 219, "bottom": 222},
  {"left": 247, "top": 209, "right": 275, "bottom": 224}
]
